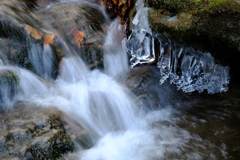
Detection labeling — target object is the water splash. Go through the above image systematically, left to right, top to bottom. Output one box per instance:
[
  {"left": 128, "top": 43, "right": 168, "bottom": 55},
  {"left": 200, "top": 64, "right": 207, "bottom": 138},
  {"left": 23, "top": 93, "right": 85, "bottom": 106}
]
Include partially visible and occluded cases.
[{"left": 56, "top": 57, "right": 138, "bottom": 138}]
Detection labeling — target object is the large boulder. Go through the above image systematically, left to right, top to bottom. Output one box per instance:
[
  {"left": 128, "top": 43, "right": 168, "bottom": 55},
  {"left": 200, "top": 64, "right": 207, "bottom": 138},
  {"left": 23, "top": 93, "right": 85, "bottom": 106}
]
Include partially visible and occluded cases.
[
  {"left": 146, "top": 0, "right": 240, "bottom": 81},
  {"left": 147, "top": 0, "right": 240, "bottom": 49},
  {"left": 0, "top": 104, "right": 89, "bottom": 160}
]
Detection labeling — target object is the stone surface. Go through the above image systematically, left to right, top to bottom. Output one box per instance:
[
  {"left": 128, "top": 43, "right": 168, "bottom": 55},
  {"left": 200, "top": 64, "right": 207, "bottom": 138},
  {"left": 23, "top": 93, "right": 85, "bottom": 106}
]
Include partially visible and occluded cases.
[
  {"left": 0, "top": 0, "right": 61, "bottom": 78},
  {"left": 0, "top": 0, "right": 109, "bottom": 79},
  {"left": 100, "top": 0, "right": 135, "bottom": 22},
  {"left": 146, "top": 0, "right": 240, "bottom": 81},
  {"left": 148, "top": 0, "right": 240, "bottom": 51},
  {"left": 38, "top": 2, "right": 107, "bottom": 69},
  {"left": 126, "top": 66, "right": 177, "bottom": 109},
  {"left": 0, "top": 104, "right": 88, "bottom": 160}
]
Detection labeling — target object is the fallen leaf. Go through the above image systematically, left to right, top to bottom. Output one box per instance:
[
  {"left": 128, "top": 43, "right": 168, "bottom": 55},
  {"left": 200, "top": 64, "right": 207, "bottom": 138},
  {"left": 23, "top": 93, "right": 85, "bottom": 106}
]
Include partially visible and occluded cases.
[
  {"left": 25, "top": 25, "right": 43, "bottom": 40},
  {"left": 73, "top": 31, "right": 85, "bottom": 47},
  {"left": 44, "top": 33, "right": 55, "bottom": 45}
]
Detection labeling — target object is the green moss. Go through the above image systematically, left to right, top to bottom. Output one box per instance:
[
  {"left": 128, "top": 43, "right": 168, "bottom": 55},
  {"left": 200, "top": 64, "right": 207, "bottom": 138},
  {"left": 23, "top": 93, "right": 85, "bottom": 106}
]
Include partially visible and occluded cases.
[
  {"left": 145, "top": 0, "right": 196, "bottom": 12},
  {"left": 146, "top": 0, "right": 240, "bottom": 13},
  {"left": 148, "top": 0, "right": 240, "bottom": 52},
  {"left": 0, "top": 71, "right": 19, "bottom": 85},
  {"left": 48, "top": 114, "right": 64, "bottom": 130},
  {"left": 27, "top": 130, "right": 74, "bottom": 160},
  {"left": 48, "top": 130, "right": 74, "bottom": 159}
]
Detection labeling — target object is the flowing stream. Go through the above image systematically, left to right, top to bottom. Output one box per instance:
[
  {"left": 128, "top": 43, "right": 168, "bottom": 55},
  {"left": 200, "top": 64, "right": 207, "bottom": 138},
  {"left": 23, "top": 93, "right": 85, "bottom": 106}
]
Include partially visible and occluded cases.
[{"left": 0, "top": 0, "right": 238, "bottom": 160}]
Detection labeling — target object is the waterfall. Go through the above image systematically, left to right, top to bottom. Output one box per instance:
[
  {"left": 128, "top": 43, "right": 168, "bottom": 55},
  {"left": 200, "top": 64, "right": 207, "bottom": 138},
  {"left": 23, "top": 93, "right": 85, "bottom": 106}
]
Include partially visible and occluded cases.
[
  {"left": 0, "top": 0, "right": 231, "bottom": 159},
  {"left": 0, "top": 17, "right": 190, "bottom": 160},
  {"left": 103, "top": 19, "right": 129, "bottom": 79},
  {"left": 27, "top": 38, "right": 55, "bottom": 79},
  {"left": 55, "top": 56, "right": 138, "bottom": 138}
]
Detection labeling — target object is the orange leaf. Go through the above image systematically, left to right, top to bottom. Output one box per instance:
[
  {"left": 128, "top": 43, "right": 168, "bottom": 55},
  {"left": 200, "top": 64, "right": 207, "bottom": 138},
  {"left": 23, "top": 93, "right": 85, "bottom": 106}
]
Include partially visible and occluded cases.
[
  {"left": 25, "top": 25, "right": 43, "bottom": 40},
  {"left": 73, "top": 31, "right": 85, "bottom": 47},
  {"left": 44, "top": 33, "right": 55, "bottom": 45}
]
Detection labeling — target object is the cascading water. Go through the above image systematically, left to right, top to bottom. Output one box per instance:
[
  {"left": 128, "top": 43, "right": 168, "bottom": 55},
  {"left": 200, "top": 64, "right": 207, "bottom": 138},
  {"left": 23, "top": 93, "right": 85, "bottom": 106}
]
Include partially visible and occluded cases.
[
  {"left": 0, "top": 0, "right": 233, "bottom": 159},
  {"left": 103, "top": 19, "right": 129, "bottom": 79},
  {"left": 27, "top": 37, "right": 55, "bottom": 79}
]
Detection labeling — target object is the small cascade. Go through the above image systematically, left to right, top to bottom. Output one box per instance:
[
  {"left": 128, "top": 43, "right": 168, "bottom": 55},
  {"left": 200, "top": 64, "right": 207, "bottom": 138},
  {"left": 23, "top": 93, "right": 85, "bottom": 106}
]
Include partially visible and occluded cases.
[
  {"left": 125, "top": 0, "right": 230, "bottom": 94},
  {"left": 104, "top": 19, "right": 129, "bottom": 78},
  {"left": 27, "top": 38, "right": 55, "bottom": 79},
  {"left": 56, "top": 57, "right": 138, "bottom": 138},
  {"left": 58, "top": 57, "right": 89, "bottom": 83},
  {"left": 0, "top": 66, "right": 49, "bottom": 109},
  {"left": 0, "top": 68, "right": 18, "bottom": 109},
  {"left": 17, "top": 68, "right": 49, "bottom": 99}
]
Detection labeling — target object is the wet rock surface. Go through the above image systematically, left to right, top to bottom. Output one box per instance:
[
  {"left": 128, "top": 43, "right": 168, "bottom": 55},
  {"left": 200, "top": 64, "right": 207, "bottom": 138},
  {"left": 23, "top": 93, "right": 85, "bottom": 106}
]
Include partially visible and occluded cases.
[
  {"left": 0, "top": 0, "right": 108, "bottom": 78},
  {"left": 0, "top": 0, "right": 61, "bottom": 78},
  {"left": 100, "top": 0, "right": 135, "bottom": 23},
  {"left": 147, "top": 0, "right": 240, "bottom": 51},
  {"left": 38, "top": 2, "right": 107, "bottom": 69},
  {"left": 126, "top": 66, "right": 177, "bottom": 109},
  {"left": 127, "top": 66, "right": 240, "bottom": 159},
  {"left": 0, "top": 70, "right": 19, "bottom": 110},
  {"left": 177, "top": 88, "right": 240, "bottom": 160},
  {"left": 0, "top": 104, "right": 88, "bottom": 160}
]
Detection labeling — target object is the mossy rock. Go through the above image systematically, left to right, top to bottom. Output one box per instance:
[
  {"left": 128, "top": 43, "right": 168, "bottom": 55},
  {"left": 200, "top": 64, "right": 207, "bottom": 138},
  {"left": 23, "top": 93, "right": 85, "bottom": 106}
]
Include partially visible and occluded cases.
[
  {"left": 147, "top": 0, "right": 240, "bottom": 81},
  {"left": 148, "top": 0, "right": 240, "bottom": 50},
  {"left": 0, "top": 70, "right": 19, "bottom": 110},
  {"left": 0, "top": 105, "right": 89, "bottom": 159},
  {"left": 26, "top": 130, "right": 74, "bottom": 160}
]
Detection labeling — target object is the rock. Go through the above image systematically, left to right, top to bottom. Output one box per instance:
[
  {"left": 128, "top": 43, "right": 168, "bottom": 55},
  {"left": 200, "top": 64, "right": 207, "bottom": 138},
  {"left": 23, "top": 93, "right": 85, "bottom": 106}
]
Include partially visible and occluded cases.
[
  {"left": 0, "top": 0, "right": 62, "bottom": 79},
  {"left": 0, "top": 0, "right": 111, "bottom": 77},
  {"left": 100, "top": 0, "right": 135, "bottom": 23},
  {"left": 146, "top": 0, "right": 240, "bottom": 81},
  {"left": 147, "top": 0, "right": 240, "bottom": 48},
  {"left": 39, "top": 2, "right": 107, "bottom": 69},
  {"left": 126, "top": 66, "right": 176, "bottom": 109},
  {"left": 0, "top": 104, "right": 89, "bottom": 159},
  {"left": 25, "top": 130, "right": 74, "bottom": 160}
]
